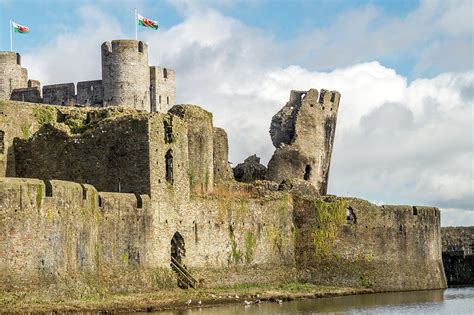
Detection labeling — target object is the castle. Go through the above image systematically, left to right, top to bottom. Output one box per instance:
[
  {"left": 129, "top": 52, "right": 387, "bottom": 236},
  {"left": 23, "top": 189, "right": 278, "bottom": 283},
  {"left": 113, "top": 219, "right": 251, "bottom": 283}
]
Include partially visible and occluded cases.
[
  {"left": 0, "top": 40, "right": 447, "bottom": 299},
  {"left": 0, "top": 40, "right": 175, "bottom": 112}
]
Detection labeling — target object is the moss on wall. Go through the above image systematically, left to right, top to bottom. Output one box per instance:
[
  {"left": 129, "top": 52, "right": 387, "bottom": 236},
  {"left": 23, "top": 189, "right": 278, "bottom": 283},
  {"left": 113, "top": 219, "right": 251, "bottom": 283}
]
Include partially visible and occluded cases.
[
  {"left": 33, "top": 107, "right": 54, "bottom": 125},
  {"left": 312, "top": 199, "right": 345, "bottom": 258},
  {"left": 245, "top": 232, "right": 257, "bottom": 264}
]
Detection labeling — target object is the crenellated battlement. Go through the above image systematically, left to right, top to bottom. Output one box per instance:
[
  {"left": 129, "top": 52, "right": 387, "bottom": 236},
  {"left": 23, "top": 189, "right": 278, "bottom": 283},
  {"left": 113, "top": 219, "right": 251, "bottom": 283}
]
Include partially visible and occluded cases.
[
  {"left": 101, "top": 39, "right": 148, "bottom": 55},
  {"left": 1, "top": 40, "right": 175, "bottom": 113},
  {"left": 0, "top": 51, "right": 21, "bottom": 65},
  {"left": 0, "top": 177, "right": 149, "bottom": 213}
]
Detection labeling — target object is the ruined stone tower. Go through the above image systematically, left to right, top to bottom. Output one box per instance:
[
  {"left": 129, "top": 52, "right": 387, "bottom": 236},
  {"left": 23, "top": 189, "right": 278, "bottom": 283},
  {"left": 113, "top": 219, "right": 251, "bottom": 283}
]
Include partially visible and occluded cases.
[
  {"left": 101, "top": 40, "right": 150, "bottom": 111},
  {"left": 0, "top": 52, "right": 28, "bottom": 100},
  {"left": 266, "top": 88, "right": 341, "bottom": 195}
]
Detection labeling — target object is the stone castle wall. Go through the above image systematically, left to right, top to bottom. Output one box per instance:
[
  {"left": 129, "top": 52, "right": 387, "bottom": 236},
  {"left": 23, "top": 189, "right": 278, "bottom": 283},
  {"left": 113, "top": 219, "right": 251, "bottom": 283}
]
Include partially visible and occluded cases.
[
  {"left": 0, "top": 99, "right": 447, "bottom": 296},
  {"left": 0, "top": 177, "right": 296, "bottom": 292},
  {"left": 294, "top": 196, "right": 447, "bottom": 291},
  {"left": 441, "top": 227, "right": 474, "bottom": 285}
]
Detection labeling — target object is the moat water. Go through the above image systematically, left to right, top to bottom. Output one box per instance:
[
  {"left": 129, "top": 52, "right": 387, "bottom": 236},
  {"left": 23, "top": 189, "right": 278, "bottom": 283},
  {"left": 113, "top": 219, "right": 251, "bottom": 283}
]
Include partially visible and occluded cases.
[{"left": 148, "top": 287, "right": 474, "bottom": 314}]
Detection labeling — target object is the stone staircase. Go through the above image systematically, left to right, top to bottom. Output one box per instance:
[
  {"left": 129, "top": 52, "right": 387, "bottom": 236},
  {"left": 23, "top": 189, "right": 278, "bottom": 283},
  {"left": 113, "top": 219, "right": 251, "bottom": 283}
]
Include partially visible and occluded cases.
[{"left": 170, "top": 256, "right": 198, "bottom": 289}]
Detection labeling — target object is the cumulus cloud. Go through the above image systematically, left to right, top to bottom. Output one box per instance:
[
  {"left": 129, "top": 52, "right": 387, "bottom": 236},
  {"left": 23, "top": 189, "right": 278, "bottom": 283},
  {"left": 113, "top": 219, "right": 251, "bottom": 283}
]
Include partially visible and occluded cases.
[{"left": 19, "top": 3, "right": 473, "bottom": 226}]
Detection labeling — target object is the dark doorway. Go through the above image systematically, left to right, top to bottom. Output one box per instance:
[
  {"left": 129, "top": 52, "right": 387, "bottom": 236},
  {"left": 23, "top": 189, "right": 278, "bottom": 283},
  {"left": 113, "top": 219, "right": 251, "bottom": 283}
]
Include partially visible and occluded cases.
[
  {"left": 171, "top": 232, "right": 185, "bottom": 265},
  {"left": 171, "top": 232, "right": 195, "bottom": 288}
]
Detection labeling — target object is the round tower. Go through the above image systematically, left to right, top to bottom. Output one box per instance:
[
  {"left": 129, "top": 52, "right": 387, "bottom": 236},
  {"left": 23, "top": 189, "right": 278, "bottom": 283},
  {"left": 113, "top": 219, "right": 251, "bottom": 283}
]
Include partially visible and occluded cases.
[
  {"left": 101, "top": 40, "right": 150, "bottom": 111},
  {"left": 0, "top": 52, "right": 28, "bottom": 100}
]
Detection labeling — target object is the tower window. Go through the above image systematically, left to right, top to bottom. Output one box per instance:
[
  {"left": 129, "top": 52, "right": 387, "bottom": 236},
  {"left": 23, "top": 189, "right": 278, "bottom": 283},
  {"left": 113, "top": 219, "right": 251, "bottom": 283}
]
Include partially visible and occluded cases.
[
  {"left": 138, "top": 41, "right": 144, "bottom": 53},
  {"left": 163, "top": 68, "right": 168, "bottom": 79},
  {"left": 319, "top": 90, "right": 326, "bottom": 104},
  {"left": 159, "top": 95, "right": 162, "bottom": 104},
  {"left": 167, "top": 96, "right": 169, "bottom": 105},
  {"left": 164, "top": 120, "right": 173, "bottom": 143},
  {"left": 0, "top": 130, "right": 4, "bottom": 154},
  {"left": 165, "top": 149, "right": 173, "bottom": 184},
  {"left": 304, "top": 164, "right": 312, "bottom": 180}
]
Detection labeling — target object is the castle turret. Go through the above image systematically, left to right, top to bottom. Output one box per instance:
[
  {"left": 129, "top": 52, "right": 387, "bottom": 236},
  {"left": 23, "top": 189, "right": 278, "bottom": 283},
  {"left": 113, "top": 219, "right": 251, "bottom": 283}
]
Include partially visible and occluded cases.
[
  {"left": 101, "top": 40, "right": 150, "bottom": 111},
  {"left": 0, "top": 52, "right": 28, "bottom": 100},
  {"left": 150, "top": 66, "right": 176, "bottom": 112},
  {"left": 266, "top": 88, "right": 341, "bottom": 195}
]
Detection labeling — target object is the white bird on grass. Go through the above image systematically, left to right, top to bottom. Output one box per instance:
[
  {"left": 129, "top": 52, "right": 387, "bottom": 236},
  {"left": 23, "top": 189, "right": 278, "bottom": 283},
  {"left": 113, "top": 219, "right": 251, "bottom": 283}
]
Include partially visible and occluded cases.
[
  {"left": 185, "top": 299, "right": 192, "bottom": 306},
  {"left": 198, "top": 300, "right": 202, "bottom": 306}
]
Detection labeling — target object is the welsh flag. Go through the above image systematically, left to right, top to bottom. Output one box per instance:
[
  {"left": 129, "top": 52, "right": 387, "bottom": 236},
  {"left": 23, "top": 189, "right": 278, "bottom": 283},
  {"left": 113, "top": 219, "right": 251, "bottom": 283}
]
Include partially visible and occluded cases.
[
  {"left": 137, "top": 14, "right": 158, "bottom": 30},
  {"left": 12, "top": 21, "right": 30, "bottom": 33}
]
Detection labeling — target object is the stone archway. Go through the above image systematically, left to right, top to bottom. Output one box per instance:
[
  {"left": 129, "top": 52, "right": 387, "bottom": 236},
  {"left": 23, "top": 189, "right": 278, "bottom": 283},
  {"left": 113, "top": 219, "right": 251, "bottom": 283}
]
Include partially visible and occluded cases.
[
  {"left": 171, "top": 231, "right": 185, "bottom": 265},
  {"left": 170, "top": 232, "right": 190, "bottom": 288}
]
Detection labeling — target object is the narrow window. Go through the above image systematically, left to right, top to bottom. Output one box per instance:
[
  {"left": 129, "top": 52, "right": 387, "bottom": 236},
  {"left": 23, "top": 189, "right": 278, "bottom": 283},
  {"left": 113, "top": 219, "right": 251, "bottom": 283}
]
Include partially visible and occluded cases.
[
  {"left": 138, "top": 41, "right": 144, "bottom": 53},
  {"left": 163, "top": 68, "right": 168, "bottom": 79},
  {"left": 319, "top": 90, "right": 326, "bottom": 104},
  {"left": 330, "top": 92, "right": 336, "bottom": 102},
  {"left": 159, "top": 95, "right": 162, "bottom": 104},
  {"left": 167, "top": 96, "right": 170, "bottom": 105},
  {"left": 164, "top": 120, "right": 173, "bottom": 143},
  {"left": 0, "top": 131, "right": 4, "bottom": 154},
  {"left": 165, "top": 149, "right": 173, "bottom": 184},
  {"left": 303, "top": 164, "right": 312, "bottom": 180},
  {"left": 45, "top": 181, "right": 53, "bottom": 197},
  {"left": 135, "top": 194, "right": 143, "bottom": 208},
  {"left": 346, "top": 206, "right": 357, "bottom": 224},
  {"left": 412, "top": 206, "right": 418, "bottom": 215}
]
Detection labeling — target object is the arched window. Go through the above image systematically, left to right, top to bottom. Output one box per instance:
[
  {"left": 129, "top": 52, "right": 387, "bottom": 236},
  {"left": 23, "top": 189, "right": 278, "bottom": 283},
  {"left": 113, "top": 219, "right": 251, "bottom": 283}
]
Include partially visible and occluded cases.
[
  {"left": 138, "top": 41, "right": 144, "bottom": 53},
  {"left": 165, "top": 149, "right": 173, "bottom": 184}
]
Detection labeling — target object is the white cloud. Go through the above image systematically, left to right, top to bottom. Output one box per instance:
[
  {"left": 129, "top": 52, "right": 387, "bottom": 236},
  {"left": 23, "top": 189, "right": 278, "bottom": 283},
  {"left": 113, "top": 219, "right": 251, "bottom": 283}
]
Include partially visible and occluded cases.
[
  {"left": 18, "top": 3, "right": 473, "bottom": 225},
  {"left": 23, "top": 6, "right": 125, "bottom": 85},
  {"left": 441, "top": 208, "right": 474, "bottom": 227}
]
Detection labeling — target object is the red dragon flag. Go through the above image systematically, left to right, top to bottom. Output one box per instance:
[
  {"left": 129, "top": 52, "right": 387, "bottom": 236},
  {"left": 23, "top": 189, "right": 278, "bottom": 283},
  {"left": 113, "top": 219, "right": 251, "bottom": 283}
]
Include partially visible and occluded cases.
[
  {"left": 137, "top": 13, "right": 159, "bottom": 30},
  {"left": 12, "top": 21, "right": 30, "bottom": 33}
]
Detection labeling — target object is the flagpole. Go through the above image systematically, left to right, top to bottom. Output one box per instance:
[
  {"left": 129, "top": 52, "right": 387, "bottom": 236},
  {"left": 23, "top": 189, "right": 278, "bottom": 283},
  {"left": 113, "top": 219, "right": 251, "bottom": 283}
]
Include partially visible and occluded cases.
[
  {"left": 134, "top": 9, "right": 138, "bottom": 40},
  {"left": 9, "top": 19, "right": 13, "bottom": 52}
]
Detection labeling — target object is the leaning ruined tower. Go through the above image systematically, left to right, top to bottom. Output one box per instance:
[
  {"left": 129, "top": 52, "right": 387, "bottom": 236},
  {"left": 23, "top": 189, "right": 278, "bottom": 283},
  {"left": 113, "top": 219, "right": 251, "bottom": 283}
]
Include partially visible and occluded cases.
[
  {"left": 101, "top": 40, "right": 150, "bottom": 111},
  {"left": 0, "top": 52, "right": 28, "bottom": 100},
  {"left": 266, "top": 88, "right": 341, "bottom": 195}
]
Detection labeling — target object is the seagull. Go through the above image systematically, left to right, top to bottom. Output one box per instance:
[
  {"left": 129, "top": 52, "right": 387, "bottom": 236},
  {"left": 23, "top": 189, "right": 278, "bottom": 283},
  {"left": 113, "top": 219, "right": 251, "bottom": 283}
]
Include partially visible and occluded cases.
[
  {"left": 185, "top": 299, "right": 192, "bottom": 306},
  {"left": 276, "top": 299, "right": 283, "bottom": 304},
  {"left": 198, "top": 300, "right": 202, "bottom": 306},
  {"left": 244, "top": 300, "right": 253, "bottom": 305}
]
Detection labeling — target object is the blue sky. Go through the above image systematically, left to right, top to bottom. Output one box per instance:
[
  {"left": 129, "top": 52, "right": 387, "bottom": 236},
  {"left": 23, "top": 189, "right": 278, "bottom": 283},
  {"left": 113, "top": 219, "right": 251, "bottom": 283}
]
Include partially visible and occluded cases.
[
  {"left": 0, "top": 0, "right": 473, "bottom": 226},
  {"left": 2, "top": 0, "right": 428, "bottom": 78}
]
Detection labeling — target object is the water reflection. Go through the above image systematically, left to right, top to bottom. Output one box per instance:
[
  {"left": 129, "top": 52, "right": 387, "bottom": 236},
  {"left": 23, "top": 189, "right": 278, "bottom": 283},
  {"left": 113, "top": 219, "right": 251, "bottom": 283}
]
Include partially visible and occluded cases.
[{"left": 149, "top": 287, "right": 474, "bottom": 315}]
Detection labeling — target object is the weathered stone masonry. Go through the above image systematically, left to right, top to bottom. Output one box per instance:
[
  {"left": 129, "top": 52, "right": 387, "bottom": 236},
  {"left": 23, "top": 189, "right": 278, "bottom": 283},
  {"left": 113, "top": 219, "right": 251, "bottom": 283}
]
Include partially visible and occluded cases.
[
  {"left": 0, "top": 38, "right": 449, "bottom": 298},
  {"left": 0, "top": 100, "right": 447, "bottom": 294}
]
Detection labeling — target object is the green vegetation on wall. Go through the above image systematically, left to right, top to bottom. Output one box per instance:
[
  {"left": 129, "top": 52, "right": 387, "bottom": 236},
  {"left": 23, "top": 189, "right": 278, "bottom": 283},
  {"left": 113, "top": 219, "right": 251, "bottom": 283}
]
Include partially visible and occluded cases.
[
  {"left": 33, "top": 107, "right": 54, "bottom": 125},
  {"left": 21, "top": 124, "right": 30, "bottom": 139},
  {"left": 312, "top": 199, "right": 346, "bottom": 258},
  {"left": 228, "top": 224, "right": 242, "bottom": 264},
  {"left": 245, "top": 232, "right": 257, "bottom": 264}
]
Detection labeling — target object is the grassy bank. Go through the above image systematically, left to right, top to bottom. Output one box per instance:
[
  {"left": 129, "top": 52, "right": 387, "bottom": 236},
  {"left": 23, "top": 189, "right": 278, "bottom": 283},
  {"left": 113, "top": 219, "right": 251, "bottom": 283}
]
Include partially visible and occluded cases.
[{"left": 0, "top": 283, "right": 373, "bottom": 313}]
